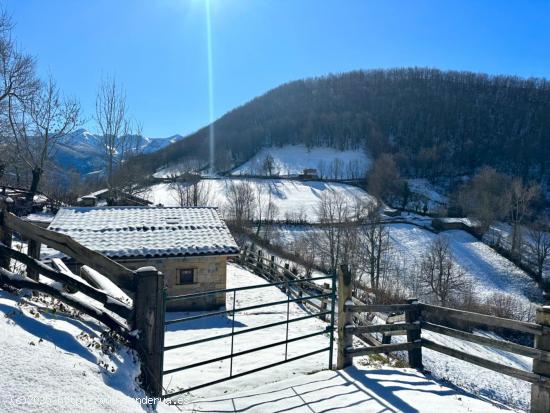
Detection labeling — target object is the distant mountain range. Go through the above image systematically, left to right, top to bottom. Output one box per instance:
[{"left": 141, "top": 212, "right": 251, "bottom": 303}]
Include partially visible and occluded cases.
[{"left": 55, "top": 129, "right": 185, "bottom": 175}]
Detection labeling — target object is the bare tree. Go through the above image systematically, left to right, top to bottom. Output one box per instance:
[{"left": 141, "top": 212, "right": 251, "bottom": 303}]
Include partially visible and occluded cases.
[
  {"left": 0, "top": 11, "right": 39, "bottom": 180},
  {"left": 0, "top": 11, "right": 38, "bottom": 107},
  {"left": 95, "top": 76, "right": 130, "bottom": 192},
  {"left": 9, "top": 77, "right": 80, "bottom": 200},
  {"left": 366, "top": 153, "right": 403, "bottom": 205},
  {"left": 261, "top": 154, "right": 275, "bottom": 176},
  {"left": 330, "top": 158, "right": 344, "bottom": 180},
  {"left": 346, "top": 159, "right": 361, "bottom": 180},
  {"left": 317, "top": 160, "right": 327, "bottom": 180},
  {"left": 170, "top": 176, "right": 212, "bottom": 207},
  {"left": 508, "top": 178, "right": 539, "bottom": 260},
  {"left": 225, "top": 180, "right": 256, "bottom": 229},
  {"left": 254, "top": 182, "right": 279, "bottom": 238},
  {"left": 316, "top": 190, "right": 350, "bottom": 272},
  {"left": 358, "top": 204, "right": 391, "bottom": 291},
  {"left": 526, "top": 220, "right": 550, "bottom": 283},
  {"left": 293, "top": 232, "right": 317, "bottom": 277},
  {"left": 420, "top": 236, "right": 466, "bottom": 306}
]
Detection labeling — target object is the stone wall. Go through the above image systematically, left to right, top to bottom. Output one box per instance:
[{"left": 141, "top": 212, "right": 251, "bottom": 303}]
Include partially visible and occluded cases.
[{"left": 118, "top": 255, "right": 228, "bottom": 311}]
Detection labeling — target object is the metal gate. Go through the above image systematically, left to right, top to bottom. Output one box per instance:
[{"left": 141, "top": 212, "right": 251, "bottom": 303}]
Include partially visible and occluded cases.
[{"left": 161, "top": 273, "right": 336, "bottom": 400}]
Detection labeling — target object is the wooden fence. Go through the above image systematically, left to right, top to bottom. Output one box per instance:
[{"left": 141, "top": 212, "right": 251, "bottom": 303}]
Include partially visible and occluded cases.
[
  {"left": 0, "top": 199, "right": 165, "bottom": 398},
  {"left": 5, "top": 209, "right": 549, "bottom": 409},
  {"left": 238, "top": 246, "right": 333, "bottom": 318},
  {"left": 336, "top": 264, "right": 550, "bottom": 413}
]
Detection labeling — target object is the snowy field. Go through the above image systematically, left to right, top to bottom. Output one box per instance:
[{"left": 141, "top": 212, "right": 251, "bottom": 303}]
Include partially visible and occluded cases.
[
  {"left": 231, "top": 145, "right": 371, "bottom": 178},
  {"left": 147, "top": 178, "right": 375, "bottom": 222},
  {"left": 407, "top": 178, "right": 449, "bottom": 212},
  {"left": 407, "top": 179, "right": 448, "bottom": 206},
  {"left": 275, "top": 223, "right": 540, "bottom": 304},
  {"left": 389, "top": 224, "right": 541, "bottom": 303}
]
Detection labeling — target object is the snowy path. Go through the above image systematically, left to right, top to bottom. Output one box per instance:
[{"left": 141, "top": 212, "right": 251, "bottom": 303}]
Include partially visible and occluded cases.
[{"left": 181, "top": 365, "right": 513, "bottom": 412}]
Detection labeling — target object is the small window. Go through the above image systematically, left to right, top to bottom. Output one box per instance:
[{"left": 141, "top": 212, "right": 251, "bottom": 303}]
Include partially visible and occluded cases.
[{"left": 178, "top": 268, "right": 195, "bottom": 284}]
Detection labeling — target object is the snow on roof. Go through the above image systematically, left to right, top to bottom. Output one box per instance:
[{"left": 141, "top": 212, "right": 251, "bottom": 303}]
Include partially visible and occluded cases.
[
  {"left": 76, "top": 188, "right": 109, "bottom": 202},
  {"left": 48, "top": 206, "right": 239, "bottom": 259},
  {"left": 25, "top": 213, "right": 55, "bottom": 223},
  {"left": 435, "top": 217, "right": 481, "bottom": 227}
]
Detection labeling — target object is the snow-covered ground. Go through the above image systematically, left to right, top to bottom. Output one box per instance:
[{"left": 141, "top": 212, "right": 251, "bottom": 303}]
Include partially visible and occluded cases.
[
  {"left": 231, "top": 145, "right": 371, "bottom": 179},
  {"left": 147, "top": 178, "right": 375, "bottom": 222},
  {"left": 401, "top": 178, "right": 449, "bottom": 214},
  {"left": 407, "top": 179, "right": 448, "bottom": 205},
  {"left": 274, "top": 223, "right": 541, "bottom": 304},
  {"left": 389, "top": 224, "right": 541, "bottom": 303},
  {"left": 0, "top": 262, "right": 527, "bottom": 412},
  {"left": 163, "top": 264, "right": 331, "bottom": 398},
  {"left": 164, "top": 264, "right": 522, "bottom": 411},
  {"left": 0, "top": 288, "right": 173, "bottom": 413},
  {"left": 421, "top": 328, "right": 530, "bottom": 411},
  {"left": 182, "top": 365, "right": 511, "bottom": 412}
]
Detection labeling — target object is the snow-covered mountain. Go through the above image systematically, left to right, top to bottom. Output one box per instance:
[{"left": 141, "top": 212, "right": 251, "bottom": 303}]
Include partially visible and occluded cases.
[{"left": 54, "top": 129, "right": 185, "bottom": 175}]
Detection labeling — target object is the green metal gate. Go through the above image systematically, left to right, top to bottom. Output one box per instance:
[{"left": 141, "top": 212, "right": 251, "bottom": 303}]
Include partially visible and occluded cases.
[{"left": 161, "top": 273, "right": 336, "bottom": 400}]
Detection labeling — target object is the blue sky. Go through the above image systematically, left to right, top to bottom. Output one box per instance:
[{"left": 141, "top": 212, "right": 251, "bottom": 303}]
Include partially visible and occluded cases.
[{"left": 8, "top": 0, "right": 550, "bottom": 138}]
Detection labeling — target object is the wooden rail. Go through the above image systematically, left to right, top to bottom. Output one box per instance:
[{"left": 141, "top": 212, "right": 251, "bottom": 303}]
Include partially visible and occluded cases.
[
  {"left": 0, "top": 201, "right": 165, "bottom": 398},
  {"left": 2, "top": 210, "right": 135, "bottom": 292},
  {"left": 0, "top": 243, "right": 133, "bottom": 319},
  {"left": 239, "top": 247, "right": 331, "bottom": 318},
  {"left": 0, "top": 267, "right": 132, "bottom": 341},
  {"left": 336, "top": 268, "right": 550, "bottom": 413},
  {"left": 421, "top": 303, "right": 542, "bottom": 336},
  {"left": 421, "top": 321, "right": 548, "bottom": 361},
  {"left": 347, "top": 323, "right": 419, "bottom": 335},
  {"left": 421, "top": 338, "right": 547, "bottom": 385},
  {"left": 346, "top": 341, "right": 421, "bottom": 357}
]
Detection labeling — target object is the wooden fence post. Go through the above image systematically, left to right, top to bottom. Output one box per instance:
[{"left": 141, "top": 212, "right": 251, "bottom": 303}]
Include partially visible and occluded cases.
[
  {"left": 0, "top": 199, "right": 13, "bottom": 270},
  {"left": 27, "top": 240, "right": 41, "bottom": 280},
  {"left": 239, "top": 247, "right": 246, "bottom": 265},
  {"left": 256, "top": 249, "right": 262, "bottom": 271},
  {"left": 270, "top": 255, "right": 275, "bottom": 280},
  {"left": 284, "top": 263, "right": 290, "bottom": 283},
  {"left": 337, "top": 264, "right": 353, "bottom": 369},
  {"left": 134, "top": 266, "right": 165, "bottom": 398},
  {"left": 320, "top": 282, "right": 330, "bottom": 321},
  {"left": 405, "top": 298, "right": 423, "bottom": 370},
  {"left": 531, "top": 305, "right": 550, "bottom": 413}
]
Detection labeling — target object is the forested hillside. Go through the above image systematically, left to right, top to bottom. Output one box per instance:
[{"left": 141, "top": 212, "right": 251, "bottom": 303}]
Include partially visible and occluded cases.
[{"left": 138, "top": 68, "right": 550, "bottom": 182}]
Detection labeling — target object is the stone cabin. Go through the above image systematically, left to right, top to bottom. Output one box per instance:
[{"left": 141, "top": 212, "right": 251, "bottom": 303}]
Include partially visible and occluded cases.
[{"left": 47, "top": 206, "right": 239, "bottom": 310}]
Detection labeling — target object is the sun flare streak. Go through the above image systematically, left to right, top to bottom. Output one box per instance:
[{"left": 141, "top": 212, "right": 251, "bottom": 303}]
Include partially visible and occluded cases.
[{"left": 205, "top": 0, "right": 215, "bottom": 174}]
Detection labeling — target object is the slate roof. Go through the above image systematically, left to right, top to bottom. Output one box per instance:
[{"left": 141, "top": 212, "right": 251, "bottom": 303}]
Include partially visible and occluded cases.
[{"left": 48, "top": 206, "right": 239, "bottom": 259}]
